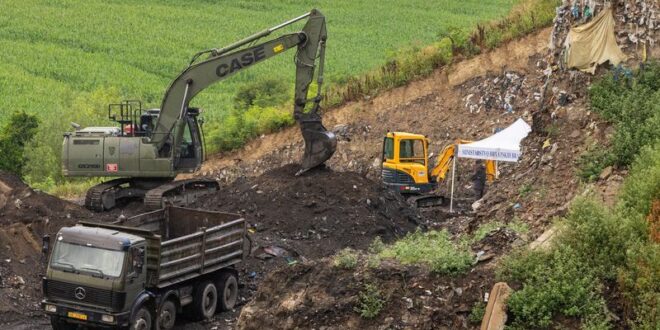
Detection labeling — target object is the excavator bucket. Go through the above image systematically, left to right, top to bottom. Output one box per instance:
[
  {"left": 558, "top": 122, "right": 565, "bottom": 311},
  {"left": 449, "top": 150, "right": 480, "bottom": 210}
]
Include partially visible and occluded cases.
[{"left": 299, "top": 119, "right": 337, "bottom": 172}]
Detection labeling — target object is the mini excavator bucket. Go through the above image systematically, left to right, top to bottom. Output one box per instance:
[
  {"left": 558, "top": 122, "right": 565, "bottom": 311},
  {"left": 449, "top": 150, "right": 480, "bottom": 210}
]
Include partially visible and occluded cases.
[{"left": 299, "top": 117, "right": 336, "bottom": 172}]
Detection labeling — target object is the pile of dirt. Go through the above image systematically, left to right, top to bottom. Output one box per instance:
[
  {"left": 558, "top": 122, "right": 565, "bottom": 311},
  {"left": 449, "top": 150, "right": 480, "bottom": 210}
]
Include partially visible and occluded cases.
[
  {"left": 193, "top": 164, "right": 421, "bottom": 260},
  {"left": 0, "top": 171, "right": 100, "bottom": 328},
  {"left": 237, "top": 257, "right": 494, "bottom": 330}
]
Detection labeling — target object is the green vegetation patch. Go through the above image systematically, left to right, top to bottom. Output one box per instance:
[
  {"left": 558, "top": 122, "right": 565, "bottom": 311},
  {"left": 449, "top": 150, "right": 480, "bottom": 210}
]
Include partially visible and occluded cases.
[{"left": 380, "top": 230, "right": 472, "bottom": 275}]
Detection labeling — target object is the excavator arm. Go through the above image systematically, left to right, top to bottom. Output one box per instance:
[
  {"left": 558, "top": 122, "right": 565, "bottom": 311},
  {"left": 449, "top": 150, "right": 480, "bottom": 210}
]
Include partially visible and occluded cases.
[
  {"left": 150, "top": 9, "right": 335, "bottom": 170},
  {"left": 430, "top": 140, "right": 496, "bottom": 182}
]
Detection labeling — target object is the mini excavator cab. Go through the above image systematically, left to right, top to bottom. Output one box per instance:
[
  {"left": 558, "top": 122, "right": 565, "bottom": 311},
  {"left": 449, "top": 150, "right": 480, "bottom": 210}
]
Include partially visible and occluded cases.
[{"left": 381, "top": 132, "right": 435, "bottom": 194}]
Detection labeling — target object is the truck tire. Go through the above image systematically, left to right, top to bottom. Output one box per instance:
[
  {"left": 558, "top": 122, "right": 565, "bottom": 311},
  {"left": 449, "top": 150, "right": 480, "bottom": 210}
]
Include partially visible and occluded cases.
[
  {"left": 217, "top": 272, "right": 238, "bottom": 311},
  {"left": 192, "top": 281, "right": 217, "bottom": 320},
  {"left": 156, "top": 299, "right": 177, "bottom": 330},
  {"left": 130, "top": 306, "right": 152, "bottom": 330},
  {"left": 50, "top": 316, "right": 76, "bottom": 330}
]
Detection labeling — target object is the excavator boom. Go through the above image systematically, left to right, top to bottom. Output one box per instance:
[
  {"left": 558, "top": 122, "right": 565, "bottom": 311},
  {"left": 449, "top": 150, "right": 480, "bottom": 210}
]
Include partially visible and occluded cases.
[{"left": 151, "top": 9, "right": 335, "bottom": 170}]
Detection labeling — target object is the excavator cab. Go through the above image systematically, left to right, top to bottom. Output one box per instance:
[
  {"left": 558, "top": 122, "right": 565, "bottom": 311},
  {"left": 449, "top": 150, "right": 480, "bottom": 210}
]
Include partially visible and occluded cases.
[{"left": 381, "top": 132, "right": 435, "bottom": 194}]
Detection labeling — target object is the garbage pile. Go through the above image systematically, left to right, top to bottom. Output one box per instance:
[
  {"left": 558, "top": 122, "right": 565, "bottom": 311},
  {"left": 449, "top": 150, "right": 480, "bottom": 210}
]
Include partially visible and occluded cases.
[
  {"left": 551, "top": 0, "right": 658, "bottom": 56},
  {"left": 461, "top": 71, "right": 532, "bottom": 114}
]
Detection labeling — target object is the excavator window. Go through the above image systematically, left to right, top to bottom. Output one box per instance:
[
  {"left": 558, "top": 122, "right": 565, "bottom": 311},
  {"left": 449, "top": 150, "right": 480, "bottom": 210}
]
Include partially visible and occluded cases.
[
  {"left": 383, "top": 137, "right": 394, "bottom": 160},
  {"left": 399, "top": 139, "right": 425, "bottom": 165}
]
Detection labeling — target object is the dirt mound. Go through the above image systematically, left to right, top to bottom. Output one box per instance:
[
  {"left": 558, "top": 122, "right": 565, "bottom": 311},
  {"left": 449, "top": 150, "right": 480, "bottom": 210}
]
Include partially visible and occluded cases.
[
  {"left": 194, "top": 164, "right": 420, "bottom": 259},
  {"left": 0, "top": 171, "right": 92, "bottom": 228},
  {"left": 0, "top": 172, "right": 102, "bottom": 328},
  {"left": 237, "top": 258, "right": 493, "bottom": 330}
]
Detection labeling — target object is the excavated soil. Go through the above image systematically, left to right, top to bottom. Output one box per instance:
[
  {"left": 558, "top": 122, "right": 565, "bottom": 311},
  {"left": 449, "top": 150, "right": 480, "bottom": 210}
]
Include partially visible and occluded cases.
[
  {"left": 192, "top": 164, "right": 420, "bottom": 259},
  {"left": 238, "top": 259, "right": 495, "bottom": 330}
]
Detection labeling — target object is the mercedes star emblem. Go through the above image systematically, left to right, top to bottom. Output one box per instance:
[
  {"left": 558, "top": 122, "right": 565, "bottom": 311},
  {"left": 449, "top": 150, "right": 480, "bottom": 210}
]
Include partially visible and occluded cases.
[{"left": 74, "top": 287, "right": 86, "bottom": 300}]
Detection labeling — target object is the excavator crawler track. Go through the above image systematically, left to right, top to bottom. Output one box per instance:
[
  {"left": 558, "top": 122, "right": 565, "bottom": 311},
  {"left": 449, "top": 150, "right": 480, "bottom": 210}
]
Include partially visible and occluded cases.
[
  {"left": 85, "top": 178, "right": 134, "bottom": 212},
  {"left": 144, "top": 179, "right": 220, "bottom": 210}
]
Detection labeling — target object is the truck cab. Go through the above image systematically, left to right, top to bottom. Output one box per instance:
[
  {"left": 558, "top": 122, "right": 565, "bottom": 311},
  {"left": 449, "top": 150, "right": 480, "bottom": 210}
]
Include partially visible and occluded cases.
[{"left": 43, "top": 226, "right": 146, "bottom": 328}]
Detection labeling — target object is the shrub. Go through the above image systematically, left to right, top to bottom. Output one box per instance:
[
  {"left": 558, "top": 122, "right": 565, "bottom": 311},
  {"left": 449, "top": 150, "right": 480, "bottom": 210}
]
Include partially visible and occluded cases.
[
  {"left": 588, "top": 62, "right": 660, "bottom": 167},
  {"left": 233, "top": 79, "right": 289, "bottom": 111},
  {"left": 0, "top": 112, "right": 39, "bottom": 177},
  {"left": 617, "top": 142, "right": 660, "bottom": 219},
  {"left": 380, "top": 230, "right": 472, "bottom": 275},
  {"left": 368, "top": 236, "right": 385, "bottom": 254},
  {"left": 499, "top": 246, "right": 605, "bottom": 328},
  {"left": 333, "top": 248, "right": 358, "bottom": 270},
  {"left": 354, "top": 283, "right": 385, "bottom": 319},
  {"left": 468, "top": 301, "right": 486, "bottom": 324}
]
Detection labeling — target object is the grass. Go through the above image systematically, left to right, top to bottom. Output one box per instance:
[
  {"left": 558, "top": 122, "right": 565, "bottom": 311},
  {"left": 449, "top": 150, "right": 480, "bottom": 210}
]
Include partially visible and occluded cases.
[
  {"left": 0, "top": 0, "right": 559, "bottom": 193},
  {"left": 471, "top": 217, "right": 529, "bottom": 243},
  {"left": 380, "top": 230, "right": 473, "bottom": 275},
  {"left": 333, "top": 248, "right": 358, "bottom": 270}
]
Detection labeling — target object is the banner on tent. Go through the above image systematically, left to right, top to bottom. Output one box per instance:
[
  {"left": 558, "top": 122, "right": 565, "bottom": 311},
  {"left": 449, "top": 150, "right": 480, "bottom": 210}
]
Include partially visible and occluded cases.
[{"left": 457, "top": 146, "right": 521, "bottom": 162}]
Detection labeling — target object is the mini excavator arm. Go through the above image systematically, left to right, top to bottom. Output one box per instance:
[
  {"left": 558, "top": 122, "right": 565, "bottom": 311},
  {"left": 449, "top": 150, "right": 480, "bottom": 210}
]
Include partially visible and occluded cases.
[{"left": 429, "top": 140, "right": 496, "bottom": 182}]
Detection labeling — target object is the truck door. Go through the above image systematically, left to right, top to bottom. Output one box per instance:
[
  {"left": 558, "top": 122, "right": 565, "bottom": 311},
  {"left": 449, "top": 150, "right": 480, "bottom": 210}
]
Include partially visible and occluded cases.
[{"left": 124, "top": 245, "right": 147, "bottom": 309}]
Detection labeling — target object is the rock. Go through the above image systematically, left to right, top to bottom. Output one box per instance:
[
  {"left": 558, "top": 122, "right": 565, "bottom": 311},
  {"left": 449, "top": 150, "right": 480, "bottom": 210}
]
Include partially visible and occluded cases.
[
  {"left": 570, "top": 129, "right": 581, "bottom": 138},
  {"left": 372, "top": 158, "right": 381, "bottom": 169},
  {"left": 599, "top": 166, "right": 613, "bottom": 181},
  {"left": 14, "top": 198, "right": 22, "bottom": 209},
  {"left": 530, "top": 226, "right": 557, "bottom": 250},
  {"left": 9, "top": 275, "right": 25, "bottom": 288}
]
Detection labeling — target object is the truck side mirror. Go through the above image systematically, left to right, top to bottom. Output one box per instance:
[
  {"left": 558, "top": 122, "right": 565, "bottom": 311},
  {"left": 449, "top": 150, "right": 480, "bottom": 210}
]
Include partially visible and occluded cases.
[{"left": 42, "top": 235, "right": 50, "bottom": 255}]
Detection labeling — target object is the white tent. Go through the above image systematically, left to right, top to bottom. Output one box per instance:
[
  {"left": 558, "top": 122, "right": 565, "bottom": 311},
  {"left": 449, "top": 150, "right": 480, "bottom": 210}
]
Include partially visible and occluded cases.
[
  {"left": 449, "top": 118, "right": 531, "bottom": 212},
  {"left": 457, "top": 118, "right": 531, "bottom": 162}
]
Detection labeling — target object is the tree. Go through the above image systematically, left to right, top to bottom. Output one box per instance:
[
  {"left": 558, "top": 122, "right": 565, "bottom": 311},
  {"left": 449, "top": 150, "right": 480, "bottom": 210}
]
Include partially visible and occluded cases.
[{"left": 0, "top": 112, "right": 39, "bottom": 177}]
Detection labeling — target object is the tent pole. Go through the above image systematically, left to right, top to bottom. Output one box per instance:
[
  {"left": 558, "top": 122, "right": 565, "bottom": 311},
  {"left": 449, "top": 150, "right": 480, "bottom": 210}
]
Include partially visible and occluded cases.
[{"left": 450, "top": 155, "right": 456, "bottom": 213}]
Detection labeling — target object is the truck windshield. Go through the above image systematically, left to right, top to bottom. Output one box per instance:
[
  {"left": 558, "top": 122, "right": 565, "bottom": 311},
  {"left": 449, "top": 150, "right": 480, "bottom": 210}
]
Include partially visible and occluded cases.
[{"left": 51, "top": 242, "right": 125, "bottom": 278}]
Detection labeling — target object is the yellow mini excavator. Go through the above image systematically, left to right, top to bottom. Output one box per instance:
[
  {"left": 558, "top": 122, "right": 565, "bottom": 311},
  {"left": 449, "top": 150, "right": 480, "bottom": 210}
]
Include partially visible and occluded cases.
[{"left": 381, "top": 132, "right": 495, "bottom": 207}]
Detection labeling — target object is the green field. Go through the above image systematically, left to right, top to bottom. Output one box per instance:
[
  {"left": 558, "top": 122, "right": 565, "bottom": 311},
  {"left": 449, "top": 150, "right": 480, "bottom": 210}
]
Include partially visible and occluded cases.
[{"left": 0, "top": 0, "right": 519, "bottom": 188}]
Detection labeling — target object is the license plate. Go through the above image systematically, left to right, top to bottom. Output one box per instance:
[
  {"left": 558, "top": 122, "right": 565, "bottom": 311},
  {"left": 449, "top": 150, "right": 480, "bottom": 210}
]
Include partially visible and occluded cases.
[{"left": 67, "top": 311, "right": 87, "bottom": 320}]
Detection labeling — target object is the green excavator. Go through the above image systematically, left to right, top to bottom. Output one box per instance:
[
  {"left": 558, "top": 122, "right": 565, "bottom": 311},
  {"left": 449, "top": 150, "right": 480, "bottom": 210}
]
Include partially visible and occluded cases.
[{"left": 61, "top": 10, "right": 336, "bottom": 211}]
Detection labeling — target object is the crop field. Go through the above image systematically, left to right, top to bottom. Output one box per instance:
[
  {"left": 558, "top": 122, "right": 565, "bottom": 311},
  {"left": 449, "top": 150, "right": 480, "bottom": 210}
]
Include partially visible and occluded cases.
[{"left": 0, "top": 0, "right": 519, "bottom": 188}]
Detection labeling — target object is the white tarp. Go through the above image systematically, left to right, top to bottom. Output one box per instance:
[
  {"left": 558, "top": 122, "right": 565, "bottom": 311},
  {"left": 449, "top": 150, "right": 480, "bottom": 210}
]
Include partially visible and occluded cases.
[{"left": 457, "top": 118, "right": 531, "bottom": 162}]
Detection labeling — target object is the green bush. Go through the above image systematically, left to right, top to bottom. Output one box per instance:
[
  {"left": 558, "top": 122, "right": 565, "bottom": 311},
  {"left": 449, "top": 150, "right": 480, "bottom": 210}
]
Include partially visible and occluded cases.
[
  {"left": 588, "top": 62, "right": 660, "bottom": 167},
  {"left": 233, "top": 79, "right": 289, "bottom": 111},
  {"left": 0, "top": 112, "right": 39, "bottom": 177},
  {"left": 617, "top": 142, "right": 660, "bottom": 219},
  {"left": 380, "top": 230, "right": 472, "bottom": 275},
  {"left": 499, "top": 246, "right": 605, "bottom": 328},
  {"left": 333, "top": 248, "right": 358, "bottom": 270},
  {"left": 354, "top": 283, "right": 385, "bottom": 319},
  {"left": 468, "top": 301, "right": 486, "bottom": 324}
]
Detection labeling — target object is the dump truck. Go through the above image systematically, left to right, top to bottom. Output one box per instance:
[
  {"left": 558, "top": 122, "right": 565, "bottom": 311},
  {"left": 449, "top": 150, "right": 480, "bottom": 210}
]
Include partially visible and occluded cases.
[{"left": 42, "top": 206, "right": 247, "bottom": 330}]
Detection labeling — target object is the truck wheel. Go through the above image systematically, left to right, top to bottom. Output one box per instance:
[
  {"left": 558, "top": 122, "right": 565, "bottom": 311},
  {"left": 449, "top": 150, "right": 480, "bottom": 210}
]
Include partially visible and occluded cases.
[
  {"left": 217, "top": 272, "right": 238, "bottom": 311},
  {"left": 192, "top": 281, "right": 217, "bottom": 320},
  {"left": 157, "top": 299, "right": 177, "bottom": 330},
  {"left": 130, "top": 306, "right": 152, "bottom": 330},
  {"left": 50, "top": 316, "right": 76, "bottom": 330}
]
